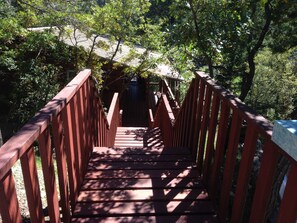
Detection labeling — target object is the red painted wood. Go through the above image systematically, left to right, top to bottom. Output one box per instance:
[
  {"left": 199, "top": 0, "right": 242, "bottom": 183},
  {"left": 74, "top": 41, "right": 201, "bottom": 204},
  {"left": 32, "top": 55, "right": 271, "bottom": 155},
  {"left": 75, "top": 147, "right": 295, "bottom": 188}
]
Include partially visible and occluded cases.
[
  {"left": 0, "top": 70, "right": 91, "bottom": 180},
  {"left": 196, "top": 72, "right": 273, "bottom": 138},
  {"left": 188, "top": 78, "right": 199, "bottom": 149},
  {"left": 192, "top": 79, "right": 205, "bottom": 158},
  {"left": 181, "top": 81, "right": 194, "bottom": 147},
  {"left": 182, "top": 82, "right": 193, "bottom": 147},
  {"left": 197, "top": 84, "right": 212, "bottom": 174},
  {"left": 77, "top": 86, "right": 86, "bottom": 174},
  {"left": 203, "top": 92, "right": 220, "bottom": 185},
  {"left": 71, "top": 96, "right": 83, "bottom": 187},
  {"left": 209, "top": 101, "right": 230, "bottom": 199},
  {"left": 62, "top": 105, "right": 77, "bottom": 209},
  {"left": 218, "top": 110, "right": 242, "bottom": 222},
  {"left": 52, "top": 115, "right": 71, "bottom": 223},
  {"left": 231, "top": 123, "right": 259, "bottom": 223},
  {"left": 38, "top": 128, "right": 61, "bottom": 223},
  {"left": 249, "top": 141, "right": 280, "bottom": 223},
  {"left": 20, "top": 147, "right": 45, "bottom": 223},
  {"left": 277, "top": 163, "right": 297, "bottom": 223},
  {"left": 0, "top": 170, "right": 22, "bottom": 223}
]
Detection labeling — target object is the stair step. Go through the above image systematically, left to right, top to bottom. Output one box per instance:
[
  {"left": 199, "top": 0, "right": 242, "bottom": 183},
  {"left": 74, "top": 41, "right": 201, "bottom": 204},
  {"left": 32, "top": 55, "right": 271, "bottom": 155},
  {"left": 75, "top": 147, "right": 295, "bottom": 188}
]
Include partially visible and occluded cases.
[{"left": 73, "top": 127, "right": 217, "bottom": 222}]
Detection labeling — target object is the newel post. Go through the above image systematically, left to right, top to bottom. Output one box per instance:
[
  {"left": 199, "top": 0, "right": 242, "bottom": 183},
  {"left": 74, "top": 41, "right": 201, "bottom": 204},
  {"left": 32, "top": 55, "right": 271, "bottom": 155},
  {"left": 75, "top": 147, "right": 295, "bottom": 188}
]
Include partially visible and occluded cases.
[
  {"left": 271, "top": 120, "right": 297, "bottom": 223},
  {"left": 272, "top": 120, "right": 297, "bottom": 162}
]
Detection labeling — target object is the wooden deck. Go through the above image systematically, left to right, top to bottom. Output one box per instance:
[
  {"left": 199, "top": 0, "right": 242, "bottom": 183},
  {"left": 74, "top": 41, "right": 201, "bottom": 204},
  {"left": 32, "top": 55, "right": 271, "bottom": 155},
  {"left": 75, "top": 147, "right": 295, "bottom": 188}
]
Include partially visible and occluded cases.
[{"left": 72, "top": 127, "right": 218, "bottom": 223}]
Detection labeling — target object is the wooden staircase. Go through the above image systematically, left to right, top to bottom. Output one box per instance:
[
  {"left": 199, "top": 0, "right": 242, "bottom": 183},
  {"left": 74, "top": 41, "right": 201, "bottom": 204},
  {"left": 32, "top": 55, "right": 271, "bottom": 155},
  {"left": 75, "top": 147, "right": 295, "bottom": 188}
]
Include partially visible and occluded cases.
[{"left": 71, "top": 127, "right": 218, "bottom": 223}]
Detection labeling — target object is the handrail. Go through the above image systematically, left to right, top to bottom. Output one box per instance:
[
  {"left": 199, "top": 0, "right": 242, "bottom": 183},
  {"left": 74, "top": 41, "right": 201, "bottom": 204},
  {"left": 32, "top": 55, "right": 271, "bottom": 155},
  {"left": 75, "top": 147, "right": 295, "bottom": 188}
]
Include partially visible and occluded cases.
[
  {"left": 0, "top": 69, "right": 120, "bottom": 223},
  {"left": 153, "top": 71, "right": 297, "bottom": 223},
  {"left": 160, "top": 79, "right": 180, "bottom": 117},
  {"left": 106, "top": 92, "right": 120, "bottom": 147},
  {"left": 153, "top": 94, "right": 175, "bottom": 147}
]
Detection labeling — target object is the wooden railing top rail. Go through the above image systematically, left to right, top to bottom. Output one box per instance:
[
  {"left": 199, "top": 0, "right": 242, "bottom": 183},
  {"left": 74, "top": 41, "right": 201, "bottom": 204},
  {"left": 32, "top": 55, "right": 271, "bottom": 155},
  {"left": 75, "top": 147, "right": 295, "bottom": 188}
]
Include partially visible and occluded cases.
[
  {"left": 0, "top": 69, "right": 93, "bottom": 180},
  {"left": 162, "top": 79, "right": 180, "bottom": 109},
  {"left": 106, "top": 92, "right": 119, "bottom": 128},
  {"left": 161, "top": 94, "right": 175, "bottom": 126}
]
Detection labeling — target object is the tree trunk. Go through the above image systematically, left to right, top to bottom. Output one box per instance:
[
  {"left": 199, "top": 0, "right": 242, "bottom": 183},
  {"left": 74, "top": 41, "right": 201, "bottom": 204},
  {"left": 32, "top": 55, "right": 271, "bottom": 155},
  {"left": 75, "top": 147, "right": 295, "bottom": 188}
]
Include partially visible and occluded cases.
[{"left": 239, "top": 1, "right": 272, "bottom": 101}]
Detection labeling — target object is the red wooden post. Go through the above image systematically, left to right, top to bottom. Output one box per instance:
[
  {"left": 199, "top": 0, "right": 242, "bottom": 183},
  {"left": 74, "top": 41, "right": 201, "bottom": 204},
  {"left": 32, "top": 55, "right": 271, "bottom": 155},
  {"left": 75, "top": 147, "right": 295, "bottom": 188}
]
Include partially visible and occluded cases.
[
  {"left": 188, "top": 78, "right": 199, "bottom": 149},
  {"left": 192, "top": 79, "right": 205, "bottom": 158},
  {"left": 181, "top": 81, "right": 194, "bottom": 147},
  {"left": 182, "top": 81, "right": 194, "bottom": 147},
  {"left": 197, "top": 84, "right": 212, "bottom": 174},
  {"left": 77, "top": 86, "right": 86, "bottom": 178},
  {"left": 202, "top": 92, "right": 220, "bottom": 185},
  {"left": 71, "top": 95, "right": 83, "bottom": 186},
  {"left": 209, "top": 101, "right": 230, "bottom": 199},
  {"left": 62, "top": 105, "right": 77, "bottom": 210},
  {"left": 218, "top": 110, "right": 242, "bottom": 222},
  {"left": 52, "top": 115, "right": 71, "bottom": 223},
  {"left": 231, "top": 123, "right": 259, "bottom": 223},
  {"left": 38, "top": 128, "right": 61, "bottom": 223},
  {"left": 249, "top": 141, "right": 280, "bottom": 223},
  {"left": 20, "top": 147, "right": 45, "bottom": 223},
  {"left": 277, "top": 163, "right": 297, "bottom": 223},
  {"left": 0, "top": 170, "right": 22, "bottom": 223}
]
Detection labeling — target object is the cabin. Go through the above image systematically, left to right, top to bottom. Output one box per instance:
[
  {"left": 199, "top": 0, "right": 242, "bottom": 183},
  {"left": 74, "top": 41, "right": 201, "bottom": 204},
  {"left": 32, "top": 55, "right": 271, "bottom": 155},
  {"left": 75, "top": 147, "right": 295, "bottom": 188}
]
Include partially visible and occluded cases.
[{"left": 0, "top": 68, "right": 296, "bottom": 223}]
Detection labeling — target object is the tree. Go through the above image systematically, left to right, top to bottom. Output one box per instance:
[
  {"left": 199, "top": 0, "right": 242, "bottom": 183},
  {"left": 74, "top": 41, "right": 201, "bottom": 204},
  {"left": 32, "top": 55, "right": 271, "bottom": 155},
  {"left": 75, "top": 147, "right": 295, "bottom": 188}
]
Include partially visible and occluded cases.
[{"left": 164, "top": 0, "right": 297, "bottom": 101}]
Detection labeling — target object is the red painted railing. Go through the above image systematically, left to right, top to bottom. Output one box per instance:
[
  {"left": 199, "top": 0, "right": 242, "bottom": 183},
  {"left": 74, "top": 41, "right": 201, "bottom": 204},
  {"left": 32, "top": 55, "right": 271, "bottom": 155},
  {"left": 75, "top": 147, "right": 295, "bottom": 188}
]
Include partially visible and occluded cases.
[
  {"left": 0, "top": 69, "right": 120, "bottom": 222},
  {"left": 153, "top": 72, "right": 297, "bottom": 222},
  {"left": 160, "top": 79, "right": 180, "bottom": 117}
]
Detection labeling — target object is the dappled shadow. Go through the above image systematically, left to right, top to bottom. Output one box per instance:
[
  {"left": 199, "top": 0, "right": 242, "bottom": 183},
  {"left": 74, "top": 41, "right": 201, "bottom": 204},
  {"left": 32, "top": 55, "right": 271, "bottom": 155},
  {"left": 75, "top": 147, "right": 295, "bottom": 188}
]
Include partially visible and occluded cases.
[{"left": 72, "top": 127, "right": 218, "bottom": 222}]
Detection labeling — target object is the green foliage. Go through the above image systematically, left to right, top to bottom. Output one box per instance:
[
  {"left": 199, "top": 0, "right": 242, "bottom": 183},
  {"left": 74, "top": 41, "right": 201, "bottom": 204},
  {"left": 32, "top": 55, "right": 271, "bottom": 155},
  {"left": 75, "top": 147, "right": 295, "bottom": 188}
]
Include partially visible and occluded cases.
[{"left": 246, "top": 48, "right": 297, "bottom": 120}]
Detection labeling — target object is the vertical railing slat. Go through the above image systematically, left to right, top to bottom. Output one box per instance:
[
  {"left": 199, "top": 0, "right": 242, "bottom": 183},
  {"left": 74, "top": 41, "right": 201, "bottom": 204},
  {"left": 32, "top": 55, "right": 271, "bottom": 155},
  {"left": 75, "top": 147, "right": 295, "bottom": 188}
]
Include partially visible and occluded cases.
[
  {"left": 188, "top": 78, "right": 199, "bottom": 149},
  {"left": 192, "top": 79, "right": 205, "bottom": 158},
  {"left": 197, "top": 84, "right": 212, "bottom": 174},
  {"left": 77, "top": 86, "right": 86, "bottom": 176},
  {"left": 202, "top": 92, "right": 220, "bottom": 185},
  {"left": 71, "top": 96, "right": 83, "bottom": 188},
  {"left": 209, "top": 100, "right": 230, "bottom": 198},
  {"left": 62, "top": 104, "right": 77, "bottom": 210},
  {"left": 218, "top": 110, "right": 242, "bottom": 222},
  {"left": 52, "top": 115, "right": 71, "bottom": 223},
  {"left": 231, "top": 123, "right": 259, "bottom": 223},
  {"left": 38, "top": 128, "right": 61, "bottom": 223},
  {"left": 249, "top": 140, "right": 280, "bottom": 223},
  {"left": 20, "top": 147, "right": 45, "bottom": 223},
  {"left": 277, "top": 163, "right": 297, "bottom": 223},
  {"left": 0, "top": 170, "right": 22, "bottom": 223}
]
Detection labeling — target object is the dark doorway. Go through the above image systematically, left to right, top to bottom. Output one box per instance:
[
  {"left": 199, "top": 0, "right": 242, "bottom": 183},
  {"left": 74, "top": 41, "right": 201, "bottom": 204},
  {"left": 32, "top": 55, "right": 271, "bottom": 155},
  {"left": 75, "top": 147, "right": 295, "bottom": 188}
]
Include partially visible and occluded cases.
[{"left": 121, "top": 77, "right": 148, "bottom": 127}]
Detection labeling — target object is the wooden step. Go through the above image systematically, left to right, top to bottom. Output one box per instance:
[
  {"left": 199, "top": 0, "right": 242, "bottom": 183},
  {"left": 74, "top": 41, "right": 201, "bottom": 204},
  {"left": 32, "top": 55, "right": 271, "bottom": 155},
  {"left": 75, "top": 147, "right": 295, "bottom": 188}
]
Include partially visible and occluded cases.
[
  {"left": 72, "top": 127, "right": 218, "bottom": 222},
  {"left": 72, "top": 215, "right": 219, "bottom": 223}
]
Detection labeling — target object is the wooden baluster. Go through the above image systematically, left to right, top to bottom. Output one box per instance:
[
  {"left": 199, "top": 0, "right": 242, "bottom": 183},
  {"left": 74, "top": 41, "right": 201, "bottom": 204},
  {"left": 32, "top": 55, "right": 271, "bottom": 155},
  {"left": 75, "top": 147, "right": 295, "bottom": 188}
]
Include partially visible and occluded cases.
[
  {"left": 188, "top": 78, "right": 199, "bottom": 149},
  {"left": 192, "top": 79, "right": 205, "bottom": 159},
  {"left": 85, "top": 80, "right": 92, "bottom": 162},
  {"left": 181, "top": 81, "right": 194, "bottom": 147},
  {"left": 182, "top": 81, "right": 194, "bottom": 147},
  {"left": 79, "top": 84, "right": 87, "bottom": 174},
  {"left": 197, "top": 84, "right": 212, "bottom": 174},
  {"left": 203, "top": 92, "right": 220, "bottom": 185},
  {"left": 71, "top": 95, "right": 83, "bottom": 187},
  {"left": 209, "top": 101, "right": 230, "bottom": 198},
  {"left": 62, "top": 104, "right": 77, "bottom": 210},
  {"left": 218, "top": 110, "right": 242, "bottom": 222},
  {"left": 52, "top": 115, "right": 71, "bottom": 223},
  {"left": 231, "top": 123, "right": 259, "bottom": 223},
  {"left": 38, "top": 128, "right": 61, "bottom": 223},
  {"left": 249, "top": 141, "right": 280, "bottom": 223},
  {"left": 21, "top": 147, "right": 45, "bottom": 223},
  {"left": 277, "top": 163, "right": 297, "bottom": 223},
  {"left": 0, "top": 170, "right": 22, "bottom": 223}
]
